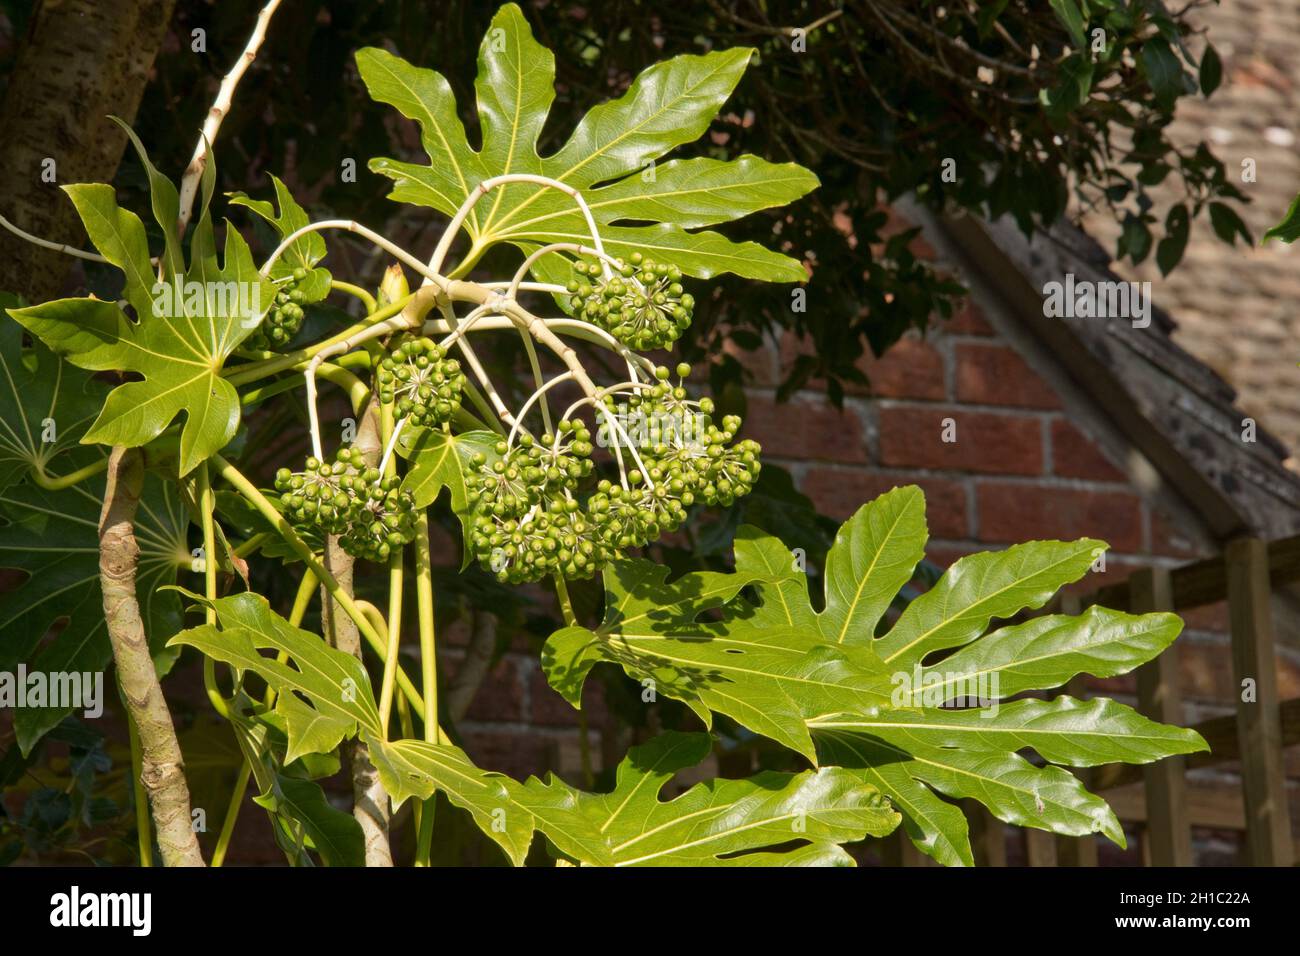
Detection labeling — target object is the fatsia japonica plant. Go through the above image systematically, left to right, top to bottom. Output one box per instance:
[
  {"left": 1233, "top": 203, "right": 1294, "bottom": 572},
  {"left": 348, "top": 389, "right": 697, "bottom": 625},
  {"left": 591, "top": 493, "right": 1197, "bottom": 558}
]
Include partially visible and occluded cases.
[{"left": 0, "top": 4, "right": 1204, "bottom": 867}]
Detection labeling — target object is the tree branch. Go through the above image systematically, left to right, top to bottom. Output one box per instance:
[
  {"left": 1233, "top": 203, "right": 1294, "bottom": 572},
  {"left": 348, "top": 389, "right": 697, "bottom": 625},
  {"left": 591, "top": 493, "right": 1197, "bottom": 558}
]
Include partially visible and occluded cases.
[{"left": 98, "top": 447, "right": 204, "bottom": 867}]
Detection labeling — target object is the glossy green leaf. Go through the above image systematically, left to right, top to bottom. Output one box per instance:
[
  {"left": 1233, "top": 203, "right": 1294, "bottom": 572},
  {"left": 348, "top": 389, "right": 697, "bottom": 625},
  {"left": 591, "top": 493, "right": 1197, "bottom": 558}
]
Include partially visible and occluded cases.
[
  {"left": 1049, "top": 0, "right": 1087, "bottom": 48},
  {"left": 357, "top": 3, "right": 815, "bottom": 282},
  {"left": 1141, "top": 37, "right": 1185, "bottom": 109},
  {"left": 1199, "top": 43, "right": 1222, "bottom": 96},
  {"left": 7, "top": 147, "right": 276, "bottom": 475},
  {"left": 228, "top": 174, "right": 331, "bottom": 302},
  {"left": 1264, "top": 191, "right": 1300, "bottom": 244},
  {"left": 0, "top": 316, "right": 186, "bottom": 752},
  {"left": 397, "top": 427, "right": 498, "bottom": 511},
  {"left": 821, "top": 485, "right": 927, "bottom": 644},
  {"left": 543, "top": 486, "right": 1202, "bottom": 865},
  {"left": 542, "top": 531, "right": 899, "bottom": 762},
  {"left": 872, "top": 537, "right": 1104, "bottom": 667},
  {"left": 168, "top": 592, "right": 379, "bottom": 762},
  {"left": 169, "top": 593, "right": 534, "bottom": 865},
  {"left": 920, "top": 604, "right": 1184, "bottom": 700},
  {"left": 811, "top": 695, "right": 1206, "bottom": 768},
  {"left": 817, "top": 729, "right": 1125, "bottom": 847},
  {"left": 518, "top": 732, "right": 898, "bottom": 866},
  {"left": 365, "top": 738, "right": 535, "bottom": 866}
]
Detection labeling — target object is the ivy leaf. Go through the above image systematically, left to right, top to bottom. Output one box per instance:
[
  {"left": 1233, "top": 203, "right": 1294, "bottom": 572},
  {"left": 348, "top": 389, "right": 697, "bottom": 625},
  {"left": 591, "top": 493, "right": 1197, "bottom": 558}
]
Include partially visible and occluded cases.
[
  {"left": 1049, "top": 0, "right": 1087, "bottom": 48},
  {"left": 357, "top": 3, "right": 815, "bottom": 282},
  {"left": 1141, "top": 37, "right": 1185, "bottom": 110},
  {"left": 1200, "top": 43, "right": 1223, "bottom": 96},
  {"left": 7, "top": 139, "right": 276, "bottom": 476},
  {"left": 228, "top": 174, "right": 331, "bottom": 303},
  {"left": 1156, "top": 202, "right": 1191, "bottom": 274},
  {"left": 1208, "top": 202, "right": 1250, "bottom": 246},
  {"left": 0, "top": 468, "right": 186, "bottom": 754},
  {"left": 542, "top": 486, "right": 1203, "bottom": 865},
  {"left": 518, "top": 732, "right": 898, "bottom": 866}
]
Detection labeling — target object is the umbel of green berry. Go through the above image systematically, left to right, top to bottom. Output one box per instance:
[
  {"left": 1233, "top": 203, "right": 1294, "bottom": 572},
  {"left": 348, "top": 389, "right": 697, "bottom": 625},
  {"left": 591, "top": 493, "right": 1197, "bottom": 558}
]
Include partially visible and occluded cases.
[
  {"left": 567, "top": 252, "right": 694, "bottom": 351},
  {"left": 248, "top": 267, "right": 309, "bottom": 350},
  {"left": 378, "top": 336, "right": 467, "bottom": 428},
  {"left": 463, "top": 364, "right": 761, "bottom": 585},
  {"left": 274, "top": 445, "right": 418, "bottom": 562}
]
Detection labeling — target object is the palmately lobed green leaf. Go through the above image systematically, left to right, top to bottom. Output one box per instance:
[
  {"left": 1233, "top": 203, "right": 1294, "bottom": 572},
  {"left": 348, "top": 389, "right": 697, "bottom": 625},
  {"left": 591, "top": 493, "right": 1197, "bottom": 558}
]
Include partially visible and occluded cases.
[
  {"left": 357, "top": 3, "right": 816, "bottom": 283},
  {"left": 8, "top": 144, "right": 276, "bottom": 476},
  {"left": 228, "top": 174, "right": 331, "bottom": 302},
  {"left": 0, "top": 310, "right": 106, "bottom": 492},
  {"left": 540, "top": 485, "right": 1205, "bottom": 866},
  {"left": 169, "top": 591, "right": 383, "bottom": 760},
  {"left": 518, "top": 732, "right": 898, "bottom": 866},
  {"left": 366, "top": 736, "right": 536, "bottom": 867}
]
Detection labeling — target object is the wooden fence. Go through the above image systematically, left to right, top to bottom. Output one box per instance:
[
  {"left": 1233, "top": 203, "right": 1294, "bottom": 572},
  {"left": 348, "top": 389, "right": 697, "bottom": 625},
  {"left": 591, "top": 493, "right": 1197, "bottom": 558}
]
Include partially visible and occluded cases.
[{"left": 899, "top": 535, "right": 1300, "bottom": 866}]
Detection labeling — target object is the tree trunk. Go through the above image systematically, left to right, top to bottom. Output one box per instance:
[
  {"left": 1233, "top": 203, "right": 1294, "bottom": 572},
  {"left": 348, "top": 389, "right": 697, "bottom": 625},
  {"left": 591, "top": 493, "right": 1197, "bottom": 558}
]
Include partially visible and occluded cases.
[
  {"left": 0, "top": 0, "right": 176, "bottom": 300},
  {"left": 320, "top": 400, "right": 394, "bottom": 866},
  {"left": 99, "top": 446, "right": 204, "bottom": 867}
]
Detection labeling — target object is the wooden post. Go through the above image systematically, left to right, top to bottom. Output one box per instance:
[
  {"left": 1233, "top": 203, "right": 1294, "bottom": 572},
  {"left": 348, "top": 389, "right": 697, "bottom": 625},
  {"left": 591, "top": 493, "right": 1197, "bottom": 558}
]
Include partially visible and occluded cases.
[
  {"left": 1225, "top": 537, "right": 1295, "bottom": 866},
  {"left": 1131, "top": 566, "right": 1193, "bottom": 866},
  {"left": 1055, "top": 593, "right": 1099, "bottom": 866},
  {"left": 967, "top": 802, "right": 1006, "bottom": 866},
  {"left": 1025, "top": 829, "right": 1058, "bottom": 867},
  {"left": 883, "top": 830, "right": 932, "bottom": 866}
]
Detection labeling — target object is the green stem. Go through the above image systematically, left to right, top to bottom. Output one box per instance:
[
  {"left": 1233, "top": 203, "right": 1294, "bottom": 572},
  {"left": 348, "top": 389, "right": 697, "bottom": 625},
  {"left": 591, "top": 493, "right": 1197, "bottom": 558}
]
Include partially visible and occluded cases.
[
  {"left": 331, "top": 278, "right": 378, "bottom": 315},
  {"left": 224, "top": 292, "right": 414, "bottom": 387},
  {"left": 239, "top": 363, "right": 370, "bottom": 414},
  {"left": 379, "top": 402, "right": 403, "bottom": 738},
  {"left": 213, "top": 454, "right": 426, "bottom": 716},
  {"left": 31, "top": 455, "right": 108, "bottom": 491},
  {"left": 197, "top": 463, "right": 232, "bottom": 720},
  {"left": 413, "top": 511, "right": 440, "bottom": 867},
  {"left": 415, "top": 512, "right": 440, "bottom": 744},
  {"left": 233, "top": 532, "right": 271, "bottom": 559},
  {"left": 377, "top": 556, "right": 400, "bottom": 738},
  {"left": 554, "top": 574, "right": 578, "bottom": 627},
  {"left": 553, "top": 575, "right": 592, "bottom": 787},
  {"left": 125, "top": 706, "right": 152, "bottom": 867},
  {"left": 210, "top": 764, "right": 251, "bottom": 868},
  {"left": 414, "top": 797, "right": 436, "bottom": 868}
]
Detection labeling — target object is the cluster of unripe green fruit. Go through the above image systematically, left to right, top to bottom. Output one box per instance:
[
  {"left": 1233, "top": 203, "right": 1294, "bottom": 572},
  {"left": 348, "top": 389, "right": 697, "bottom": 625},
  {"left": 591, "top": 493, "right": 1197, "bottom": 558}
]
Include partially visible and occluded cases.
[
  {"left": 567, "top": 253, "right": 694, "bottom": 351},
  {"left": 248, "top": 267, "right": 310, "bottom": 350},
  {"left": 377, "top": 336, "right": 467, "bottom": 428},
  {"left": 463, "top": 364, "right": 761, "bottom": 584},
  {"left": 274, "top": 446, "right": 418, "bottom": 563}
]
